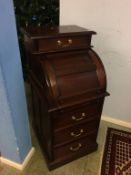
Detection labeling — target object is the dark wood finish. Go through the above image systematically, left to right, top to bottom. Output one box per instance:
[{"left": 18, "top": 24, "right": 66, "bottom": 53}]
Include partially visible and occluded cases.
[
  {"left": 22, "top": 25, "right": 109, "bottom": 170},
  {"left": 53, "top": 100, "right": 99, "bottom": 129},
  {"left": 53, "top": 118, "right": 100, "bottom": 146},
  {"left": 54, "top": 132, "right": 97, "bottom": 157}
]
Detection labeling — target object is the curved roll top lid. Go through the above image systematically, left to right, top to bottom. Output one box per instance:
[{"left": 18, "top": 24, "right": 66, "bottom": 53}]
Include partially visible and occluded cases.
[{"left": 40, "top": 49, "right": 107, "bottom": 106}]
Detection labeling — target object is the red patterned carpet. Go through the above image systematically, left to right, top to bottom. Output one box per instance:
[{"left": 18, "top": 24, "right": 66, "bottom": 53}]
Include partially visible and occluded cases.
[{"left": 101, "top": 128, "right": 131, "bottom": 175}]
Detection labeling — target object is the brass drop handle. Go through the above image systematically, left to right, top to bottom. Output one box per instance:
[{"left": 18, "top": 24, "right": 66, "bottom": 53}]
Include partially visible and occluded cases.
[
  {"left": 57, "top": 39, "right": 72, "bottom": 47},
  {"left": 72, "top": 112, "right": 86, "bottom": 121},
  {"left": 70, "top": 129, "right": 84, "bottom": 137},
  {"left": 70, "top": 143, "right": 82, "bottom": 152}
]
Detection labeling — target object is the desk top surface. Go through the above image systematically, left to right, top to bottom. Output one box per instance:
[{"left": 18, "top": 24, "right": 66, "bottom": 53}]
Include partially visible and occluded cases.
[{"left": 22, "top": 25, "right": 96, "bottom": 39}]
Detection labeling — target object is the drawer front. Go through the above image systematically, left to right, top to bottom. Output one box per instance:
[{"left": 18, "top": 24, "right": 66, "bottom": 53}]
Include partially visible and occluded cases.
[
  {"left": 37, "top": 36, "right": 91, "bottom": 52},
  {"left": 53, "top": 101, "right": 99, "bottom": 130},
  {"left": 54, "top": 118, "right": 99, "bottom": 146},
  {"left": 54, "top": 132, "right": 98, "bottom": 160}
]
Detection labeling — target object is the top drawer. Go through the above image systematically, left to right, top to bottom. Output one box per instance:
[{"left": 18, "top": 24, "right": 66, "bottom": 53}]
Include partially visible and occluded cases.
[
  {"left": 34, "top": 35, "right": 91, "bottom": 53},
  {"left": 53, "top": 100, "right": 101, "bottom": 130}
]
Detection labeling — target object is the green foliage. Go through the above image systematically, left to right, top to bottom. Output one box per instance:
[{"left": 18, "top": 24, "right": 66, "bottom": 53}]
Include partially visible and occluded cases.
[
  {"left": 13, "top": 0, "right": 59, "bottom": 77},
  {"left": 13, "top": 0, "right": 59, "bottom": 27}
]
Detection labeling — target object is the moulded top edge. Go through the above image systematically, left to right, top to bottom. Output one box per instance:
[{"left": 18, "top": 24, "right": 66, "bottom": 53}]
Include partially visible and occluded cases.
[
  {"left": 21, "top": 25, "right": 96, "bottom": 39},
  {"left": 48, "top": 92, "right": 109, "bottom": 113}
]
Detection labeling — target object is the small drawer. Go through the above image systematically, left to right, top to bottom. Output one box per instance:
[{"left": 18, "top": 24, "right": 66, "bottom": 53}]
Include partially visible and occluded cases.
[
  {"left": 37, "top": 36, "right": 91, "bottom": 52},
  {"left": 53, "top": 101, "right": 99, "bottom": 130},
  {"left": 54, "top": 118, "right": 99, "bottom": 146},
  {"left": 54, "top": 132, "right": 98, "bottom": 160}
]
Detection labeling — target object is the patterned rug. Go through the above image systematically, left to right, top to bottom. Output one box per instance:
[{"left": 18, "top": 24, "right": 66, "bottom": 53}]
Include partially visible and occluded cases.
[{"left": 101, "top": 128, "right": 131, "bottom": 175}]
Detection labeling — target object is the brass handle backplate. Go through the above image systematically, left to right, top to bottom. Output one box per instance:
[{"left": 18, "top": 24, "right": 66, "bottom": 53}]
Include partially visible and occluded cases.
[
  {"left": 68, "top": 39, "right": 72, "bottom": 44},
  {"left": 57, "top": 40, "right": 62, "bottom": 46}
]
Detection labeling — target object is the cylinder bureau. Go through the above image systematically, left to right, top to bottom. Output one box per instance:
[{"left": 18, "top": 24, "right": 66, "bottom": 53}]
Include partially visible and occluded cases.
[{"left": 22, "top": 25, "right": 109, "bottom": 170}]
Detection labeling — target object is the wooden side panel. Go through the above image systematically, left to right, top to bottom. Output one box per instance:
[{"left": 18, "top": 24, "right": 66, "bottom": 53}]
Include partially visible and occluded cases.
[{"left": 30, "top": 83, "right": 53, "bottom": 161}]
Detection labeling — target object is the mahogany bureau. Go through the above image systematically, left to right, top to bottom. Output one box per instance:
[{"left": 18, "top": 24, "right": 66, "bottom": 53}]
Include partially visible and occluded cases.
[{"left": 22, "top": 25, "right": 109, "bottom": 170}]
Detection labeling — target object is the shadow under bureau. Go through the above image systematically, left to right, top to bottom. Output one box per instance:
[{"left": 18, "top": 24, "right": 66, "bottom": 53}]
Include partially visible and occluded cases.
[{"left": 22, "top": 25, "right": 109, "bottom": 170}]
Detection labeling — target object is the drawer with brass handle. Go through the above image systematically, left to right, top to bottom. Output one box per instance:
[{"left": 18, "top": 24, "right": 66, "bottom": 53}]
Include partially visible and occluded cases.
[
  {"left": 37, "top": 36, "right": 91, "bottom": 52},
  {"left": 53, "top": 101, "right": 99, "bottom": 130},
  {"left": 54, "top": 118, "right": 99, "bottom": 146},
  {"left": 54, "top": 132, "right": 98, "bottom": 160}
]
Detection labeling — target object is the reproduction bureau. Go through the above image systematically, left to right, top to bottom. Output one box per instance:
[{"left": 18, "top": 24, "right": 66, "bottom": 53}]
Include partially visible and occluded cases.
[{"left": 22, "top": 25, "right": 109, "bottom": 170}]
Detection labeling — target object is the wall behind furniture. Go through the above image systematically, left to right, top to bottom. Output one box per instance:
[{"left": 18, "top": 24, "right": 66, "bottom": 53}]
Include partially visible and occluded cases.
[
  {"left": 0, "top": 0, "right": 32, "bottom": 163},
  {"left": 60, "top": 0, "right": 131, "bottom": 123},
  {"left": 0, "top": 66, "right": 21, "bottom": 163}
]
